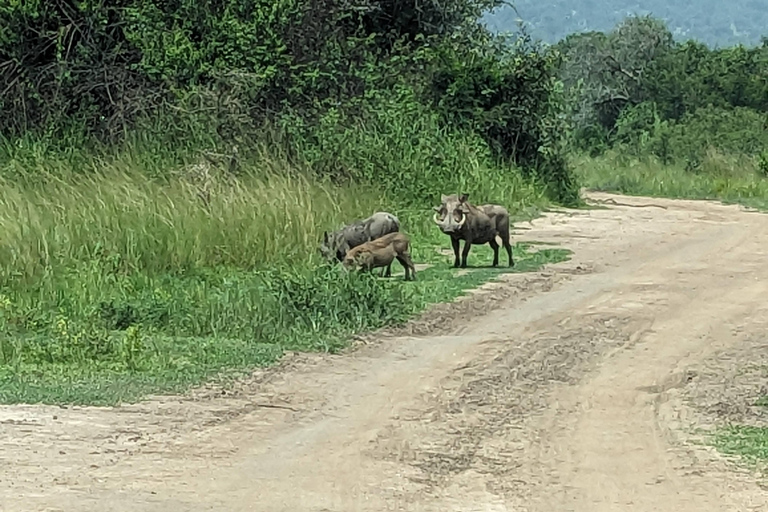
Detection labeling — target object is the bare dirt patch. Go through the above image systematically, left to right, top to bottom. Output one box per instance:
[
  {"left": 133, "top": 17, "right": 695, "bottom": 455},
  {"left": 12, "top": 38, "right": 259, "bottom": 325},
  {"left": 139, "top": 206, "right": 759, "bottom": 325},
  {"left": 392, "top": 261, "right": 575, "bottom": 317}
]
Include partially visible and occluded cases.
[{"left": 2, "top": 192, "right": 768, "bottom": 511}]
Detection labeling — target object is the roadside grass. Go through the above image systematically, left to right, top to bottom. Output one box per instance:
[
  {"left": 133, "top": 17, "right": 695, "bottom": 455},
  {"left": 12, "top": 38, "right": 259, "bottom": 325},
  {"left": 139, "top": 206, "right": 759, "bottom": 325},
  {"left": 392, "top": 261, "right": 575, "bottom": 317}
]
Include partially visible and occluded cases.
[
  {"left": 0, "top": 140, "right": 568, "bottom": 406},
  {"left": 573, "top": 150, "right": 768, "bottom": 211},
  {"left": 0, "top": 240, "right": 569, "bottom": 406},
  {"left": 707, "top": 390, "right": 768, "bottom": 468},
  {"left": 712, "top": 426, "right": 768, "bottom": 466}
]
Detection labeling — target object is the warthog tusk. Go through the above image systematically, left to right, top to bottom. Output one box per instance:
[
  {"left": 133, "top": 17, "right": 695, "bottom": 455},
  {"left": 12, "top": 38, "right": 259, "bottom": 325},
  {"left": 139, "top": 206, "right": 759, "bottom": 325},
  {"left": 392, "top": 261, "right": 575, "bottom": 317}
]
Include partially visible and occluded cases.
[
  {"left": 456, "top": 210, "right": 467, "bottom": 229},
  {"left": 433, "top": 212, "right": 442, "bottom": 225}
]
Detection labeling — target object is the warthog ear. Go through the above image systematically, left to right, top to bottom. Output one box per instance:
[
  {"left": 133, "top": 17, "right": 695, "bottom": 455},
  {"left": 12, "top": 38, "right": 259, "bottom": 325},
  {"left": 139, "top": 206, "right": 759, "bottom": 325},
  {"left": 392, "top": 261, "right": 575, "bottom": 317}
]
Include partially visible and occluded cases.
[
  {"left": 459, "top": 193, "right": 469, "bottom": 203},
  {"left": 440, "top": 194, "right": 449, "bottom": 202}
]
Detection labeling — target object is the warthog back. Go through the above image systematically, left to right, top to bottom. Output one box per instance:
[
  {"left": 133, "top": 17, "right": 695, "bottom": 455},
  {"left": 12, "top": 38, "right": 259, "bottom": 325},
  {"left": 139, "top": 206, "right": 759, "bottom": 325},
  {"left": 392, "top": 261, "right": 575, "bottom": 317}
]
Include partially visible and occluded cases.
[{"left": 342, "top": 232, "right": 416, "bottom": 280}]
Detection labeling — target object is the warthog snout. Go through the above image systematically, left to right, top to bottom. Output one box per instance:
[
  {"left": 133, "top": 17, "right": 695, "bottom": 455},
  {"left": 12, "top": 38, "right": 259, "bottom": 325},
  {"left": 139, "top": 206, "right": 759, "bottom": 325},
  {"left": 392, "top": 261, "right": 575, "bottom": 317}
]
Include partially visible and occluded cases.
[{"left": 433, "top": 194, "right": 469, "bottom": 234}]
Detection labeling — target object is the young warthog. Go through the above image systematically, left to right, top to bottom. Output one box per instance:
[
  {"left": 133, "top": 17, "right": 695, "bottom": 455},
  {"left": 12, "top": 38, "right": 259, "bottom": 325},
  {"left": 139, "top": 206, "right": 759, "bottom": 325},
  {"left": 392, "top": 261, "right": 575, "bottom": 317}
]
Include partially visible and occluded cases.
[
  {"left": 433, "top": 193, "right": 514, "bottom": 268},
  {"left": 320, "top": 211, "right": 400, "bottom": 277},
  {"left": 342, "top": 232, "right": 417, "bottom": 281}
]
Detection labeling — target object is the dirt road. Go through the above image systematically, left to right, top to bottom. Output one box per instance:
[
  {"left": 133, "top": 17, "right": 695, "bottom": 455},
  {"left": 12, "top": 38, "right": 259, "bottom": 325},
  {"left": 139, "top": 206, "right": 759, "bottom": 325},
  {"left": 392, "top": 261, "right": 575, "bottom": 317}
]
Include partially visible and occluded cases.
[{"left": 2, "top": 191, "right": 768, "bottom": 511}]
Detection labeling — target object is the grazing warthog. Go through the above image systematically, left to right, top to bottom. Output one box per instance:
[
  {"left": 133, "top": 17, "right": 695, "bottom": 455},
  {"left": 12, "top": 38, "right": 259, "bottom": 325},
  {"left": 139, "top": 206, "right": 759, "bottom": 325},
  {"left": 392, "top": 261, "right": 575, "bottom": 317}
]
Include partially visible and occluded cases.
[
  {"left": 433, "top": 193, "right": 514, "bottom": 269},
  {"left": 320, "top": 211, "right": 400, "bottom": 261},
  {"left": 342, "top": 232, "right": 417, "bottom": 281}
]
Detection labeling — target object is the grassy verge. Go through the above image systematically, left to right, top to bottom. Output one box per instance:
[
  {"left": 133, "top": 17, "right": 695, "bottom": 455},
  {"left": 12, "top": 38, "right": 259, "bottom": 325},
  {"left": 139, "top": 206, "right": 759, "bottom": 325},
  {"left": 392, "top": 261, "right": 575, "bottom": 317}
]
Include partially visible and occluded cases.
[
  {"left": 0, "top": 139, "right": 568, "bottom": 406},
  {"left": 573, "top": 150, "right": 768, "bottom": 211},
  {"left": 0, "top": 242, "right": 569, "bottom": 405},
  {"left": 710, "top": 398, "right": 768, "bottom": 466},
  {"left": 712, "top": 426, "right": 768, "bottom": 466}
]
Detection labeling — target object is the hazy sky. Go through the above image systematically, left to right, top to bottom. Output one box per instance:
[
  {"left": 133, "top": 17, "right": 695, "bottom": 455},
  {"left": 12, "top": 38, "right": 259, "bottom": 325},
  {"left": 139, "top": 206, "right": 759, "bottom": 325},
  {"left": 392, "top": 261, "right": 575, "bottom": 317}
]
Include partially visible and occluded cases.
[{"left": 483, "top": 0, "right": 766, "bottom": 47}]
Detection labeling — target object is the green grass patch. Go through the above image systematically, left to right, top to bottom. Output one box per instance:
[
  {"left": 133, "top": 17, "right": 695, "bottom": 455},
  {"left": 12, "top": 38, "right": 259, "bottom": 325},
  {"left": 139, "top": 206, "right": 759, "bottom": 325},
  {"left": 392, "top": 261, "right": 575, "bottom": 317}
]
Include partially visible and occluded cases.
[
  {"left": 573, "top": 150, "right": 768, "bottom": 211},
  {"left": 0, "top": 242, "right": 569, "bottom": 406},
  {"left": 712, "top": 425, "right": 768, "bottom": 464}
]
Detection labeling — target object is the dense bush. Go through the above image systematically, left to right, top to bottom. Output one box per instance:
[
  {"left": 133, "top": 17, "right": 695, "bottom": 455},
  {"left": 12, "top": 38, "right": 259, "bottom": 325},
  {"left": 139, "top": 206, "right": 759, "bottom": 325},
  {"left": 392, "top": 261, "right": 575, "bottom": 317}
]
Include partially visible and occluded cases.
[
  {"left": 0, "top": 0, "right": 576, "bottom": 202},
  {"left": 0, "top": 0, "right": 493, "bottom": 137},
  {"left": 558, "top": 15, "right": 768, "bottom": 164},
  {"left": 426, "top": 32, "right": 576, "bottom": 202},
  {"left": 644, "top": 40, "right": 768, "bottom": 121},
  {"left": 614, "top": 104, "right": 768, "bottom": 164}
]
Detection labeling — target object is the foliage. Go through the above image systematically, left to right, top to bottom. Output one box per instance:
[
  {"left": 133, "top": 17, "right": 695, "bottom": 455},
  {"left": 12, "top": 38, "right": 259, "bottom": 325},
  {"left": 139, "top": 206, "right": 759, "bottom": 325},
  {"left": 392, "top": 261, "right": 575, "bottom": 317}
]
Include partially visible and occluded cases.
[
  {"left": 0, "top": 0, "right": 582, "bottom": 405},
  {"left": 0, "top": 0, "right": 501, "bottom": 139},
  {"left": 0, "top": 0, "right": 576, "bottom": 202},
  {"left": 557, "top": 15, "right": 768, "bottom": 166},
  {"left": 555, "top": 16, "right": 674, "bottom": 136},
  {"left": 426, "top": 31, "right": 578, "bottom": 203},
  {"left": 644, "top": 40, "right": 768, "bottom": 121},
  {"left": 0, "top": 86, "right": 568, "bottom": 404},
  {"left": 614, "top": 105, "right": 768, "bottom": 165},
  {"left": 574, "top": 151, "right": 768, "bottom": 211},
  {"left": 759, "top": 151, "right": 768, "bottom": 177},
  {"left": 0, "top": 240, "right": 570, "bottom": 405},
  {"left": 713, "top": 426, "right": 768, "bottom": 464}
]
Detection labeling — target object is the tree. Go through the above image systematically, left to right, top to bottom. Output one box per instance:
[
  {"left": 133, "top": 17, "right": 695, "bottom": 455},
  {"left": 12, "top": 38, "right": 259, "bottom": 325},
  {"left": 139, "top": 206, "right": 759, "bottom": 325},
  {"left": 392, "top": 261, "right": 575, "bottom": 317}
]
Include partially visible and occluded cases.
[{"left": 556, "top": 15, "right": 674, "bottom": 133}]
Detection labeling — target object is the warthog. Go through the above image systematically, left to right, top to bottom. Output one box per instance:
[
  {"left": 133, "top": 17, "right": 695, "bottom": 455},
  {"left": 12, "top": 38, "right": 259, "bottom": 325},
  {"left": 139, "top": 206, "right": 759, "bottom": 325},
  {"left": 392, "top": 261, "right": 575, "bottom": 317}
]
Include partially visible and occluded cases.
[
  {"left": 433, "top": 193, "right": 514, "bottom": 269},
  {"left": 320, "top": 211, "right": 400, "bottom": 276},
  {"left": 342, "top": 232, "right": 417, "bottom": 281}
]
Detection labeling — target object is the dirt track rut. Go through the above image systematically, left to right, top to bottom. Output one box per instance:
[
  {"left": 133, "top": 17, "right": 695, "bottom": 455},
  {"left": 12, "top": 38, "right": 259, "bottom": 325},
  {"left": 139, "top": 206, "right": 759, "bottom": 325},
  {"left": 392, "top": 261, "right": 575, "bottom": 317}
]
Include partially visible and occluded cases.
[{"left": 2, "top": 191, "right": 768, "bottom": 511}]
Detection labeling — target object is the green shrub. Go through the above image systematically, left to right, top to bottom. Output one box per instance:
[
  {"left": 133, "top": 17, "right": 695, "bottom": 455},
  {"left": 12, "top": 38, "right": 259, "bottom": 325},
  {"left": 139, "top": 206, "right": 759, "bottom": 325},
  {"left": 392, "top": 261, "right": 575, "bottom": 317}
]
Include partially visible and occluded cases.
[
  {"left": 425, "top": 33, "right": 579, "bottom": 204},
  {"left": 612, "top": 105, "right": 768, "bottom": 165},
  {"left": 759, "top": 150, "right": 768, "bottom": 177}
]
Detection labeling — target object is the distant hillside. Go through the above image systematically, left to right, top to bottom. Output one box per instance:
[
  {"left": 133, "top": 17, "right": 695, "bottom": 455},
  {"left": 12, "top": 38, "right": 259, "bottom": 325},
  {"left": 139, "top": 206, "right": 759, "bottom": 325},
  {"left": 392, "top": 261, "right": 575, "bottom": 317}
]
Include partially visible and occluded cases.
[{"left": 483, "top": 0, "right": 768, "bottom": 47}]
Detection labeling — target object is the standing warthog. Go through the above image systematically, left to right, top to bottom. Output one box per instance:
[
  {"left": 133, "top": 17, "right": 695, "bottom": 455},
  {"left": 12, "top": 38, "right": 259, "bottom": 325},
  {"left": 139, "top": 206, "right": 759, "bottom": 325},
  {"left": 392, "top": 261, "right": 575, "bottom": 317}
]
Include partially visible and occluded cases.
[
  {"left": 433, "top": 193, "right": 514, "bottom": 269},
  {"left": 320, "top": 211, "right": 401, "bottom": 276},
  {"left": 342, "top": 232, "right": 417, "bottom": 281}
]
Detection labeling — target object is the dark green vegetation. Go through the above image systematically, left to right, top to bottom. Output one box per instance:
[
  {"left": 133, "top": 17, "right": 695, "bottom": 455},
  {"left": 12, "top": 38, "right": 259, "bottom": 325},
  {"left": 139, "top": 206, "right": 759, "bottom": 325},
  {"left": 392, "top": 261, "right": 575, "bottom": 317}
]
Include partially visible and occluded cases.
[
  {"left": 0, "top": 0, "right": 575, "bottom": 404},
  {"left": 485, "top": 0, "right": 768, "bottom": 47},
  {"left": 559, "top": 16, "right": 768, "bottom": 211}
]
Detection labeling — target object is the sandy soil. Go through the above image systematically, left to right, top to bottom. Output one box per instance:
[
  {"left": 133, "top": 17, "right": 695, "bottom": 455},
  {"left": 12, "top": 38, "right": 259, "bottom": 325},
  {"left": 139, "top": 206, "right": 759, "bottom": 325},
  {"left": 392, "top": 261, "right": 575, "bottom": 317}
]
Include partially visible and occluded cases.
[{"left": 2, "top": 191, "right": 768, "bottom": 511}]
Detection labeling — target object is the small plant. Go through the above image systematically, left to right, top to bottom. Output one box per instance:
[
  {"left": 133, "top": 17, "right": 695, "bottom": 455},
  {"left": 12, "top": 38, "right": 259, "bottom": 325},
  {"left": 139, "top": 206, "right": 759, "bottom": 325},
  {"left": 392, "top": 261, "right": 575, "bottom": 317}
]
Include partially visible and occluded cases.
[
  {"left": 758, "top": 150, "right": 768, "bottom": 177},
  {"left": 684, "top": 151, "right": 702, "bottom": 173},
  {"left": 119, "top": 324, "right": 147, "bottom": 370},
  {"left": 713, "top": 425, "right": 768, "bottom": 463}
]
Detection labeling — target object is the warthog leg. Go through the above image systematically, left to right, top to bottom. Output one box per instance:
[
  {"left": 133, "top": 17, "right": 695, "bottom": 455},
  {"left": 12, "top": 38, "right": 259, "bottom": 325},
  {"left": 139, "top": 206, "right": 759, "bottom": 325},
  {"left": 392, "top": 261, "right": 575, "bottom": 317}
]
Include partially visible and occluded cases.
[
  {"left": 503, "top": 236, "right": 514, "bottom": 267},
  {"left": 451, "top": 238, "right": 461, "bottom": 268},
  {"left": 489, "top": 238, "right": 500, "bottom": 267},
  {"left": 460, "top": 240, "right": 472, "bottom": 268},
  {"left": 396, "top": 253, "right": 416, "bottom": 281},
  {"left": 375, "top": 263, "right": 392, "bottom": 278}
]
